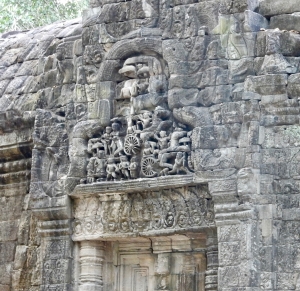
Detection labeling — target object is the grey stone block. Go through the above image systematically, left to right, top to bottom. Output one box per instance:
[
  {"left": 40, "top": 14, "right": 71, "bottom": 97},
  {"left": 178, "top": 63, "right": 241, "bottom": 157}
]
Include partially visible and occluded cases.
[
  {"left": 259, "top": 0, "right": 300, "bottom": 16},
  {"left": 270, "top": 13, "right": 300, "bottom": 31},
  {"left": 288, "top": 73, "right": 300, "bottom": 98},
  {"left": 244, "top": 74, "right": 287, "bottom": 95}
]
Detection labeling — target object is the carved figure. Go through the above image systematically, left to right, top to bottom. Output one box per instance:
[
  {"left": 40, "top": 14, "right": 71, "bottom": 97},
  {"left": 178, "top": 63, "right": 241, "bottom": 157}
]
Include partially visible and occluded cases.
[
  {"left": 161, "top": 6, "right": 173, "bottom": 39},
  {"left": 172, "top": 6, "right": 185, "bottom": 38},
  {"left": 185, "top": 6, "right": 199, "bottom": 37},
  {"left": 227, "top": 17, "right": 248, "bottom": 59},
  {"left": 56, "top": 44, "right": 74, "bottom": 84},
  {"left": 119, "top": 79, "right": 139, "bottom": 99},
  {"left": 141, "top": 107, "right": 172, "bottom": 137},
  {"left": 137, "top": 111, "right": 152, "bottom": 130},
  {"left": 110, "top": 122, "right": 124, "bottom": 156},
  {"left": 101, "top": 126, "right": 113, "bottom": 155},
  {"left": 162, "top": 127, "right": 190, "bottom": 153},
  {"left": 154, "top": 131, "right": 170, "bottom": 150},
  {"left": 143, "top": 141, "right": 156, "bottom": 156},
  {"left": 46, "top": 147, "right": 61, "bottom": 181},
  {"left": 199, "top": 149, "right": 232, "bottom": 170},
  {"left": 86, "top": 150, "right": 107, "bottom": 183},
  {"left": 94, "top": 150, "right": 107, "bottom": 182},
  {"left": 158, "top": 152, "right": 176, "bottom": 171},
  {"left": 168, "top": 152, "right": 190, "bottom": 175},
  {"left": 86, "top": 155, "right": 97, "bottom": 183},
  {"left": 119, "top": 155, "right": 130, "bottom": 179},
  {"left": 129, "top": 156, "right": 138, "bottom": 179},
  {"left": 106, "top": 158, "right": 119, "bottom": 181}
]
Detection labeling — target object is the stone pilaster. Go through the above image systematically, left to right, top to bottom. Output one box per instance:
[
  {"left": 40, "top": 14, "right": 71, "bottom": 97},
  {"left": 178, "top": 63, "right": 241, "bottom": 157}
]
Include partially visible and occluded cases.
[
  {"left": 209, "top": 177, "right": 260, "bottom": 291},
  {"left": 39, "top": 219, "right": 73, "bottom": 291}
]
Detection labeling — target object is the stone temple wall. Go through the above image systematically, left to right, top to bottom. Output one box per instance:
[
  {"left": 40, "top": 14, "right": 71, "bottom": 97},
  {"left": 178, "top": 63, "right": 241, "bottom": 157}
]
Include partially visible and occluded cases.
[{"left": 1, "top": 0, "right": 300, "bottom": 290}]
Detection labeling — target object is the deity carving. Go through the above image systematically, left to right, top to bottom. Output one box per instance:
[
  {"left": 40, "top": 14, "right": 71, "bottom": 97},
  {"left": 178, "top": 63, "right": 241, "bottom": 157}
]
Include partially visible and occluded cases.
[{"left": 84, "top": 55, "right": 193, "bottom": 183}]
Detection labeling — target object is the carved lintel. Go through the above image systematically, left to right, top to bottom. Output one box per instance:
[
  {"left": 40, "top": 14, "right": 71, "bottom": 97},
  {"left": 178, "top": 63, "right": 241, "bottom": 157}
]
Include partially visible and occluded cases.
[{"left": 72, "top": 185, "right": 214, "bottom": 240}]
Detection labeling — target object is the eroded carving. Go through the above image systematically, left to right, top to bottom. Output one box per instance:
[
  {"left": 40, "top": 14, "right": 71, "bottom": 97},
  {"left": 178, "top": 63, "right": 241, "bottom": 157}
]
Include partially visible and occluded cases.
[{"left": 73, "top": 185, "right": 214, "bottom": 238}]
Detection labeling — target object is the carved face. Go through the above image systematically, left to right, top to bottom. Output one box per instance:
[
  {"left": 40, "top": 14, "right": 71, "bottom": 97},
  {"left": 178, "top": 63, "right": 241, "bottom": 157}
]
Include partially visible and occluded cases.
[
  {"left": 112, "top": 123, "right": 120, "bottom": 132},
  {"left": 105, "top": 126, "right": 112, "bottom": 134},
  {"left": 160, "top": 131, "right": 167, "bottom": 137},
  {"left": 98, "top": 150, "right": 105, "bottom": 159},
  {"left": 176, "top": 152, "right": 183, "bottom": 159},
  {"left": 120, "top": 156, "right": 128, "bottom": 162},
  {"left": 192, "top": 211, "right": 202, "bottom": 225},
  {"left": 165, "top": 212, "right": 174, "bottom": 227},
  {"left": 178, "top": 213, "right": 188, "bottom": 227},
  {"left": 121, "top": 220, "right": 130, "bottom": 232},
  {"left": 108, "top": 221, "right": 116, "bottom": 231}
]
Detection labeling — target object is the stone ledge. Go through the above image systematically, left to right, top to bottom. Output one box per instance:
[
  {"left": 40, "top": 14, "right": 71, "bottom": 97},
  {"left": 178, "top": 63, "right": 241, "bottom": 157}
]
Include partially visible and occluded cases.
[
  {"left": 71, "top": 169, "right": 238, "bottom": 197},
  {"left": 70, "top": 174, "right": 195, "bottom": 197},
  {"left": 72, "top": 227, "right": 213, "bottom": 241}
]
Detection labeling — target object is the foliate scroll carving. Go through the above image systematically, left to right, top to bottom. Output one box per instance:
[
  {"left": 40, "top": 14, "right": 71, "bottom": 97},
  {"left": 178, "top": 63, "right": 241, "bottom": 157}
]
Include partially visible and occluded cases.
[
  {"left": 83, "top": 55, "right": 194, "bottom": 183},
  {"left": 31, "top": 110, "right": 69, "bottom": 199},
  {"left": 73, "top": 185, "right": 214, "bottom": 239},
  {"left": 42, "top": 239, "right": 72, "bottom": 289}
]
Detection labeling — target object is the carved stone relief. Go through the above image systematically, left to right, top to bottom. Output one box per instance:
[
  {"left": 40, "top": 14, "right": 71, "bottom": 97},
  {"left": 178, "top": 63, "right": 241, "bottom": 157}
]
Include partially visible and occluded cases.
[
  {"left": 4, "top": 0, "right": 300, "bottom": 290},
  {"left": 82, "top": 53, "right": 197, "bottom": 183},
  {"left": 73, "top": 185, "right": 214, "bottom": 239}
]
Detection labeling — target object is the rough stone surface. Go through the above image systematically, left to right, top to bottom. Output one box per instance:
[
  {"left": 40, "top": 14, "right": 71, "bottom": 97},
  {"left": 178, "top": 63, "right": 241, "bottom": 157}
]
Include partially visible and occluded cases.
[
  {"left": 259, "top": 0, "right": 300, "bottom": 16},
  {"left": 1, "top": 1, "right": 300, "bottom": 291},
  {"left": 270, "top": 13, "right": 300, "bottom": 31}
]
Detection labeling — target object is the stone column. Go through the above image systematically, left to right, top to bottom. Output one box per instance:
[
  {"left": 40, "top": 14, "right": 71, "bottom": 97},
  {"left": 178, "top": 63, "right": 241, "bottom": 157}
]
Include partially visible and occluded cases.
[
  {"left": 205, "top": 230, "right": 218, "bottom": 291},
  {"left": 152, "top": 237, "right": 172, "bottom": 291},
  {"left": 79, "top": 241, "right": 105, "bottom": 291}
]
